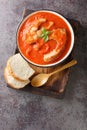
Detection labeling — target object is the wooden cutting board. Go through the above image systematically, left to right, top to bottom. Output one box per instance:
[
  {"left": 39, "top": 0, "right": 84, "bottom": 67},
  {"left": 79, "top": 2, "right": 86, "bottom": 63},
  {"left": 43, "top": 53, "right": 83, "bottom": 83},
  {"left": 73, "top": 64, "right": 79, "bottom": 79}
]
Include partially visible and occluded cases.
[{"left": 15, "top": 9, "right": 79, "bottom": 99}]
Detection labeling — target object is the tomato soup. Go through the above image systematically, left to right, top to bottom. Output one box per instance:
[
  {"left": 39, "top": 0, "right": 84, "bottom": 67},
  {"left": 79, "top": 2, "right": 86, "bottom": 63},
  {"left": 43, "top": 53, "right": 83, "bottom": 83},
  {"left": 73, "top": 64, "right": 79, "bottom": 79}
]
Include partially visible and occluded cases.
[{"left": 17, "top": 11, "right": 72, "bottom": 66}]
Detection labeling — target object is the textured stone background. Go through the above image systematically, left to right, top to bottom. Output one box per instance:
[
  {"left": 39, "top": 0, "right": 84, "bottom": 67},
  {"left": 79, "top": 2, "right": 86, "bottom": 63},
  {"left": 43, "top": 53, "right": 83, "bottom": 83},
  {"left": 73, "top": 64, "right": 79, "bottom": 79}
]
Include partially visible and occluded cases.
[{"left": 0, "top": 0, "right": 87, "bottom": 130}]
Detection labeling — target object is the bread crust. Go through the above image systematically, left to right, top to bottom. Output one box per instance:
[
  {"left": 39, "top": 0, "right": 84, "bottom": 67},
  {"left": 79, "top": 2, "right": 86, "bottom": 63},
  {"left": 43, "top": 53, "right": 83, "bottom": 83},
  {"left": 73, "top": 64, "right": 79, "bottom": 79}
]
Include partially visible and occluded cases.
[
  {"left": 6, "top": 53, "right": 35, "bottom": 81},
  {"left": 7, "top": 57, "right": 26, "bottom": 82},
  {"left": 4, "top": 67, "right": 30, "bottom": 89}
]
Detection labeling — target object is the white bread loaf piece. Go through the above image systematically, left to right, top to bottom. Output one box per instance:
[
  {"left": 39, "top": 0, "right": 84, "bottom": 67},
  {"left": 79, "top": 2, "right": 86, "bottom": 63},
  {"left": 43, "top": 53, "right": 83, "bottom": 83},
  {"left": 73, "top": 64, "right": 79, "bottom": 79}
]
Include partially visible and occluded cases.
[
  {"left": 7, "top": 53, "right": 35, "bottom": 81},
  {"left": 4, "top": 67, "right": 30, "bottom": 89}
]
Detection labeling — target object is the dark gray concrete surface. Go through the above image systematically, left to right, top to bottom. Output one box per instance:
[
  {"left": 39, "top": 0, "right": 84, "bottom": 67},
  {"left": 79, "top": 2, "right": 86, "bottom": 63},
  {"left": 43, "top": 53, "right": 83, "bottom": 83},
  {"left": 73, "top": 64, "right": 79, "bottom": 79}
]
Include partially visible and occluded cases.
[{"left": 0, "top": 0, "right": 87, "bottom": 130}]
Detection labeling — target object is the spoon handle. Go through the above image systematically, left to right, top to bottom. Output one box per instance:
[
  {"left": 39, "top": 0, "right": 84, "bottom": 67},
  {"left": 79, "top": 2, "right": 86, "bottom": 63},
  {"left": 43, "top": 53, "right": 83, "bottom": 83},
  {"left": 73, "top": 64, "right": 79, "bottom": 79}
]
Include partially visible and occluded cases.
[{"left": 50, "top": 59, "right": 77, "bottom": 76}]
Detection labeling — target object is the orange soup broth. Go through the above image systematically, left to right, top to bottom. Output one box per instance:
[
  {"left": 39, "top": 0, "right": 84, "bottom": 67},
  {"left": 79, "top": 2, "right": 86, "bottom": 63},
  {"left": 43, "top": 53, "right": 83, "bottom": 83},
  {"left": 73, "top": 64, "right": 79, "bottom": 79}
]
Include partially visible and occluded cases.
[{"left": 18, "top": 12, "right": 71, "bottom": 65}]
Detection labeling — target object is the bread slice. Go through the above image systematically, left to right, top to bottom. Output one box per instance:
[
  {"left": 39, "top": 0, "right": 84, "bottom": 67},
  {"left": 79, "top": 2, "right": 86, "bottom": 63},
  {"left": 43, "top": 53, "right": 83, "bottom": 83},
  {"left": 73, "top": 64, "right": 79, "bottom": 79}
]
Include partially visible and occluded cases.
[
  {"left": 7, "top": 53, "right": 35, "bottom": 81},
  {"left": 4, "top": 67, "right": 30, "bottom": 89}
]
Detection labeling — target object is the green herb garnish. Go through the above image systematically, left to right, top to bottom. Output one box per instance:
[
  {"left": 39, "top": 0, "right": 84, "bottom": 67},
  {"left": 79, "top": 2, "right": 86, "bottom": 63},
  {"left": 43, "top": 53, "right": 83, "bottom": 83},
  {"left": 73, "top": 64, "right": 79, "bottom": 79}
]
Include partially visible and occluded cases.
[{"left": 40, "top": 27, "right": 51, "bottom": 42}]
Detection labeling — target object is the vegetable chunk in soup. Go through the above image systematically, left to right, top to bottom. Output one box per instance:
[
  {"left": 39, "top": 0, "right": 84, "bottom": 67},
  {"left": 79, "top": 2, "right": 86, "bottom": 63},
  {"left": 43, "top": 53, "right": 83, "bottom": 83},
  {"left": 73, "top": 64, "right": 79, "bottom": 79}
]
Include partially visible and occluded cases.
[{"left": 18, "top": 11, "right": 71, "bottom": 65}]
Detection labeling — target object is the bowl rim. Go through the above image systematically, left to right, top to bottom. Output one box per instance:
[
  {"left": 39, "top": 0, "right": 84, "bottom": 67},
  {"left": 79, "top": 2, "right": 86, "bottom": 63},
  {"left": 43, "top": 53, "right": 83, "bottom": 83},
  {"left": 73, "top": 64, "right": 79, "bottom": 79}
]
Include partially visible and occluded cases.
[{"left": 17, "top": 10, "right": 74, "bottom": 68}]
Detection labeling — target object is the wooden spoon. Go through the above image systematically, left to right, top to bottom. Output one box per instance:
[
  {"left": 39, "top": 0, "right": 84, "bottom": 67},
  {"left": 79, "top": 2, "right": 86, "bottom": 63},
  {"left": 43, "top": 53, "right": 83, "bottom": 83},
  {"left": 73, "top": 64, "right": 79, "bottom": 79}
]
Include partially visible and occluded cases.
[{"left": 31, "top": 59, "right": 77, "bottom": 87}]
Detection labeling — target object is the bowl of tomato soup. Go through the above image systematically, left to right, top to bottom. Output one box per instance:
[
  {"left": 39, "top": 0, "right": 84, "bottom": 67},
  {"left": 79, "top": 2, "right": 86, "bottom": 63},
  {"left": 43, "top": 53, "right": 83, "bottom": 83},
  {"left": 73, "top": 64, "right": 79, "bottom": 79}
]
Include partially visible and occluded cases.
[{"left": 17, "top": 10, "right": 74, "bottom": 68}]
